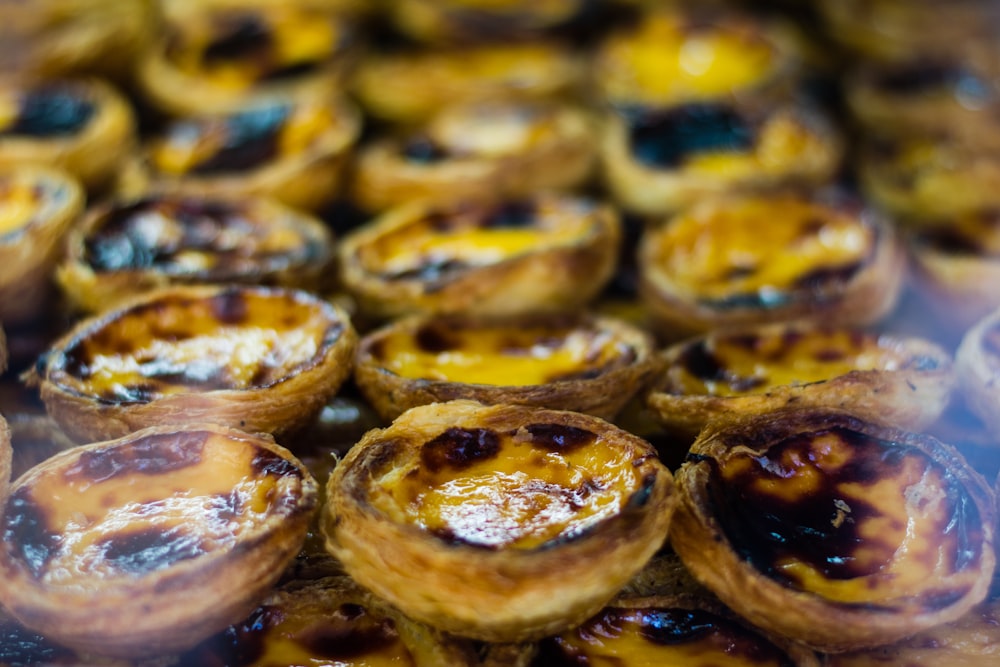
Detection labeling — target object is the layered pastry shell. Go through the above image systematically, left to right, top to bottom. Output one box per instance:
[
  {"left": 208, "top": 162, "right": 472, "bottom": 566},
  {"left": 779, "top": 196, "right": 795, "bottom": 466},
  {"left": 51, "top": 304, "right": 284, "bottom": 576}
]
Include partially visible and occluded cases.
[
  {"left": 137, "top": 0, "right": 356, "bottom": 116},
  {"left": 387, "top": 0, "right": 586, "bottom": 45},
  {"left": 0, "top": 78, "right": 136, "bottom": 191},
  {"left": 119, "top": 94, "right": 360, "bottom": 213},
  {"left": 350, "top": 100, "right": 596, "bottom": 213},
  {"left": 0, "top": 165, "right": 85, "bottom": 325},
  {"left": 57, "top": 191, "right": 334, "bottom": 314},
  {"left": 638, "top": 192, "right": 905, "bottom": 338},
  {"left": 339, "top": 194, "right": 621, "bottom": 319},
  {"left": 27, "top": 284, "right": 358, "bottom": 443},
  {"left": 955, "top": 306, "right": 1000, "bottom": 435},
  {"left": 354, "top": 312, "right": 661, "bottom": 421},
  {"left": 646, "top": 321, "right": 955, "bottom": 441},
  {"left": 322, "top": 400, "right": 675, "bottom": 642},
  {"left": 671, "top": 408, "right": 996, "bottom": 652},
  {"left": 0, "top": 422, "right": 317, "bottom": 658}
]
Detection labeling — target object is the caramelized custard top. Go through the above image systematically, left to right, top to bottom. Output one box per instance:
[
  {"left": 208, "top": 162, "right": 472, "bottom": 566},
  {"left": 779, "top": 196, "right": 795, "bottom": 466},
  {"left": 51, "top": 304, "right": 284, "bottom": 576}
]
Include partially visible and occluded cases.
[{"left": 0, "top": 83, "right": 95, "bottom": 139}]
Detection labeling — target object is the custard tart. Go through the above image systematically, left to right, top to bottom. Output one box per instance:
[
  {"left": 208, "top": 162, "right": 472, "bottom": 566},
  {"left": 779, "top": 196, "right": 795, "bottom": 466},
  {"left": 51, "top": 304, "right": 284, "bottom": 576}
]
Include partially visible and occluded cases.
[
  {"left": 138, "top": 0, "right": 355, "bottom": 116},
  {"left": 388, "top": 0, "right": 588, "bottom": 45},
  {"left": 353, "top": 41, "right": 582, "bottom": 124},
  {"left": 0, "top": 78, "right": 136, "bottom": 192},
  {"left": 120, "top": 95, "right": 360, "bottom": 213},
  {"left": 350, "top": 100, "right": 596, "bottom": 213},
  {"left": 602, "top": 100, "right": 843, "bottom": 216},
  {"left": 0, "top": 166, "right": 84, "bottom": 326},
  {"left": 57, "top": 192, "right": 334, "bottom": 314},
  {"left": 638, "top": 192, "right": 904, "bottom": 338},
  {"left": 339, "top": 194, "right": 620, "bottom": 319},
  {"left": 28, "top": 284, "right": 358, "bottom": 443},
  {"left": 955, "top": 307, "right": 1000, "bottom": 435},
  {"left": 354, "top": 313, "right": 660, "bottom": 421},
  {"left": 646, "top": 321, "right": 954, "bottom": 441},
  {"left": 322, "top": 400, "right": 674, "bottom": 642},
  {"left": 671, "top": 409, "right": 996, "bottom": 652},
  {"left": 0, "top": 423, "right": 317, "bottom": 658},
  {"left": 183, "top": 576, "right": 478, "bottom": 666}
]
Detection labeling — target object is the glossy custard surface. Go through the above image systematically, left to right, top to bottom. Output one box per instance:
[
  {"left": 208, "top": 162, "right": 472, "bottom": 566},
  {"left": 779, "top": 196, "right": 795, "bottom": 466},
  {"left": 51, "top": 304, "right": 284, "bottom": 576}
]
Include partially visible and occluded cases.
[
  {"left": 651, "top": 196, "right": 873, "bottom": 307},
  {"left": 364, "top": 200, "right": 595, "bottom": 281},
  {"left": 52, "top": 288, "right": 340, "bottom": 403},
  {"left": 371, "top": 320, "right": 632, "bottom": 386},
  {"left": 669, "top": 329, "right": 919, "bottom": 397},
  {"left": 369, "top": 424, "right": 652, "bottom": 550},
  {"left": 710, "top": 427, "right": 985, "bottom": 606},
  {"left": 0, "top": 429, "right": 308, "bottom": 586},
  {"left": 537, "top": 606, "right": 794, "bottom": 667}
]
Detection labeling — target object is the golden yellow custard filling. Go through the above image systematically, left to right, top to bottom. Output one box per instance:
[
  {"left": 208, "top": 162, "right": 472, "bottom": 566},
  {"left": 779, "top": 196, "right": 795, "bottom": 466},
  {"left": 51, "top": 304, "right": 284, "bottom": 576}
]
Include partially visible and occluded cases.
[
  {"left": 598, "top": 13, "right": 776, "bottom": 105},
  {"left": 416, "top": 43, "right": 567, "bottom": 88},
  {"left": 429, "top": 104, "right": 561, "bottom": 158},
  {"left": 682, "top": 113, "right": 821, "bottom": 177},
  {"left": 0, "top": 177, "right": 45, "bottom": 236},
  {"left": 653, "top": 196, "right": 873, "bottom": 303},
  {"left": 51, "top": 288, "right": 337, "bottom": 403},
  {"left": 373, "top": 322, "right": 628, "bottom": 386},
  {"left": 669, "top": 329, "right": 911, "bottom": 397},
  {"left": 369, "top": 425, "right": 647, "bottom": 550},
  {"left": 712, "top": 427, "right": 986, "bottom": 606},
  {"left": 1, "top": 429, "right": 306, "bottom": 587},
  {"left": 542, "top": 606, "right": 793, "bottom": 667}
]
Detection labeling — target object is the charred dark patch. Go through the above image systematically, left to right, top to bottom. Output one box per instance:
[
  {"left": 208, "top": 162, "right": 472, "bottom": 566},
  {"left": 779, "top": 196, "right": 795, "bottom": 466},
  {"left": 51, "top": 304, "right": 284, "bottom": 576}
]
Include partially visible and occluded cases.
[
  {"left": 203, "top": 14, "right": 272, "bottom": 64},
  {"left": 874, "top": 62, "right": 966, "bottom": 95},
  {"left": 3, "top": 86, "right": 95, "bottom": 137},
  {"left": 626, "top": 103, "right": 754, "bottom": 169},
  {"left": 188, "top": 104, "right": 290, "bottom": 174},
  {"left": 401, "top": 136, "right": 449, "bottom": 164},
  {"left": 481, "top": 200, "right": 537, "bottom": 230},
  {"left": 381, "top": 258, "right": 469, "bottom": 286},
  {"left": 793, "top": 262, "right": 863, "bottom": 292},
  {"left": 210, "top": 288, "right": 250, "bottom": 325},
  {"left": 414, "top": 324, "right": 456, "bottom": 354},
  {"left": 678, "top": 341, "right": 725, "bottom": 382},
  {"left": 814, "top": 348, "right": 846, "bottom": 363},
  {"left": 524, "top": 423, "right": 595, "bottom": 452},
  {"left": 421, "top": 427, "right": 501, "bottom": 472},
  {"left": 65, "top": 431, "right": 205, "bottom": 484},
  {"left": 251, "top": 449, "right": 300, "bottom": 478},
  {"left": 626, "top": 473, "right": 657, "bottom": 510},
  {"left": 1, "top": 488, "right": 59, "bottom": 579},
  {"left": 98, "top": 525, "right": 205, "bottom": 575},
  {"left": 297, "top": 606, "right": 401, "bottom": 660}
]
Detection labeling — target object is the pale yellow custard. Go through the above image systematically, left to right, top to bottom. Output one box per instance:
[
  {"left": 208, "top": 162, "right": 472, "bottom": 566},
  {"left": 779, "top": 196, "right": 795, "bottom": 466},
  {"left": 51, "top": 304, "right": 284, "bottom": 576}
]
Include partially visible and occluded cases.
[{"left": 0, "top": 176, "right": 44, "bottom": 235}]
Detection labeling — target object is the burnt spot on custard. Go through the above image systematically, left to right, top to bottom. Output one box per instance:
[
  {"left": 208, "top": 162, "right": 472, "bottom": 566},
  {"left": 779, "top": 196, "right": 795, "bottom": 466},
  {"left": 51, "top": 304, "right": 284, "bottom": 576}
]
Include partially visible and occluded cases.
[
  {"left": 203, "top": 13, "right": 273, "bottom": 66},
  {"left": 873, "top": 61, "right": 992, "bottom": 104},
  {"left": 1, "top": 86, "right": 95, "bottom": 138},
  {"left": 625, "top": 103, "right": 754, "bottom": 169},
  {"left": 181, "top": 104, "right": 291, "bottom": 175},
  {"left": 401, "top": 136, "right": 450, "bottom": 164},
  {"left": 482, "top": 200, "right": 538, "bottom": 230},
  {"left": 413, "top": 323, "right": 457, "bottom": 354},
  {"left": 677, "top": 340, "right": 766, "bottom": 392},
  {"left": 522, "top": 423, "right": 595, "bottom": 452},
  {"left": 421, "top": 427, "right": 501, "bottom": 472},
  {"left": 707, "top": 427, "right": 985, "bottom": 602},
  {"left": 63, "top": 431, "right": 206, "bottom": 485},
  {"left": 251, "top": 449, "right": 302, "bottom": 479},
  {"left": 1, "top": 488, "right": 59, "bottom": 579},
  {"left": 97, "top": 525, "right": 206, "bottom": 576},
  {"left": 294, "top": 604, "right": 402, "bottom": 661}
]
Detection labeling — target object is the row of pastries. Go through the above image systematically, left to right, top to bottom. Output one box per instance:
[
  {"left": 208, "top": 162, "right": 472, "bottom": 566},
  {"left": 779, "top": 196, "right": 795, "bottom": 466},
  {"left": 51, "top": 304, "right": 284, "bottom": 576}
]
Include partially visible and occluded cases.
[{"left": 1, "top": 0, "right": 1000, "bottom": 665}]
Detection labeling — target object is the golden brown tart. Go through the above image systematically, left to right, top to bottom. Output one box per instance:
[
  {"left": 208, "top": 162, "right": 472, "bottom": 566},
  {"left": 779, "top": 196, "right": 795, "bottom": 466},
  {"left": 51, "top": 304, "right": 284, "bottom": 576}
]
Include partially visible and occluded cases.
[
  {"left": 138, "top": 0, "right": 355, "bottom": 116},
  {"left": 388, "top": 0, "right": 587, "bottom": 45},
  {"left": 353, "top": 41, "right": 582, "bottom": 124},
  {"left": 0, "top": 78, "right": 136, "bottom": 192},
  {"left": 120, "top": 94, "right": 360, "bottom": 213},
  {"left": 350, "top": 100, "right": 596, "bottom": 214},
  {"left": 601, "top": 100, "right": 842, "bottom": 216},
  {"left": 0, "top": 165, "right": 84, "bottom": 326},
  {"left": 57, "top": 192, "right": 334, "bottom": 314},
  {"left": 638, "top": 192, "right": 904, "bottom": 338},
  {"left": 339, "top": 194, "right": 621, "bottom": 320},
  {"left": 28, "top": 284, "right": 358, "bottom": 443},
  {"left": 955, "top": 307, "right": 1000, "bottom": 435},
  {"left": 354, "top": 313, "right": 660, "bottom": 421},
  {"left": 646, "top": 321, "right": 955, "bottom": 441},
  {"left": 322, "top": 400, "right": 674, "bottom": 642},
  {"left": 671, "top": 408, "right": 996, "bottom": 652},
  {"left": 0, "top": 423, "right": 317, "bottom": 658},
  {"left": 182, "top": 576, "right": 479, "bottom": 666}
]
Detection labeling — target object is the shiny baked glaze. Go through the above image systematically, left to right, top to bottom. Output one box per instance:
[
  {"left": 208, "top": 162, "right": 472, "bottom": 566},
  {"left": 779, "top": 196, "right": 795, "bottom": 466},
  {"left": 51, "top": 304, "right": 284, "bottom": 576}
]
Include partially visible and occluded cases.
[
  {"left": 0, "top": 84, "right": 95, "bottom": 138},
  {"left": 0, "top": 170, "right": 70, "bottom": 237},
  {"left": 647, "top": 195, "right": 875, "bottom": 308},
  {"left": 47, "top": 286, "right": 343, "bottom": 404},
  {"left": 368, "top": 318, "right": 635, "bottom": 386},
  {"left": 707, "top": 425, "right": 985, "bottom": 607},
  {"left": 0, "top": 427, "right": 311, "bottom": 587},
  {"left": 536, "top": 606, "right": 796, "bottom": 667}
]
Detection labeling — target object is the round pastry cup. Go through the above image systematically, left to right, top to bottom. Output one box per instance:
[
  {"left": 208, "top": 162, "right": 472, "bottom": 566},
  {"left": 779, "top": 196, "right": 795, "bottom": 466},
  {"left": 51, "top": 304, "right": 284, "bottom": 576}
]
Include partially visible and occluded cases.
[
  {"left": 136, "top": 0, "right": 355, "bottom": 116},
  {"left": 387, "top": 0, "right": 585, "bottom": 45},
  {"left": 352, "top": 41, "right": 583, "bottom": 124},
  {"left": 0, "top": 78, "right": 136, "bottom": 192},
  {"left": 119, "top": 95, "right": 361, "bottom": 214},
  {"left": 350, "top": 101, "right": 597, "bottom": 214},
  {"left": 601, "top": 102, "right": 843, "bottom": 216},
  {"left": 0, "top": 165, "right": 85, "bottom": 326},
  {"left": 56, "top": 191, "right": 335, "bottom": 314},
  {"left": 637, "top": 193, "right": 905, "bottom": 339},
  {"left": 339, "top": 194, "right": 621, "bottom": 320},
  {"left": 28, "top": 284, "right": 358, "bottom": 443},
  {"left": 955, "top": 307, "right": 1000, "bottom": 434},
  {"left": 354, "top": 313, "right": 662, "bottom": 422},
  {"left": 645, "top": 321, "right": 955, "bottom": 441},
  {"left": 322, "top": 400, "right": 675, "bottom": 642},
  {"left": 671, "top": 409, "right": 997, "bottom": 653},
  {"left": 0, "top": 423, "right": 317, "bottom": 658}
]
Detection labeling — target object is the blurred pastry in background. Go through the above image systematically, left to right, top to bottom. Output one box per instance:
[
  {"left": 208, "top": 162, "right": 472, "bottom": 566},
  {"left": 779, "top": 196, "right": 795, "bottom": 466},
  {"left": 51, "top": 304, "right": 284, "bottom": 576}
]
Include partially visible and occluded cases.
[
  {"left": 388, "top": 0, "right": 590, "bottom": 45},
  {"left": 955, "top": 306, "right": 1000, "bottom": 435}
]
